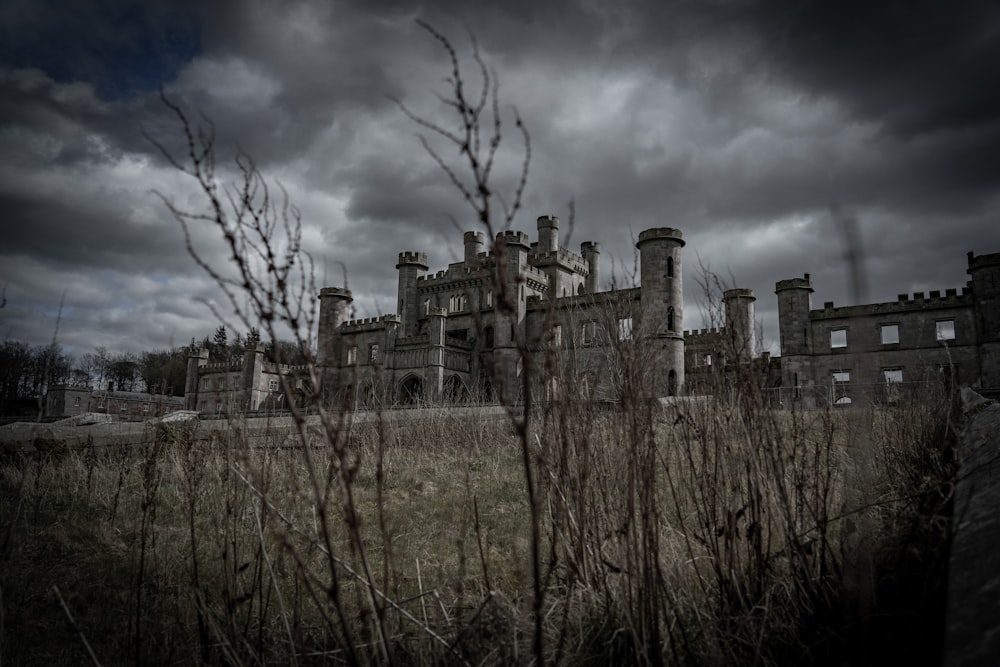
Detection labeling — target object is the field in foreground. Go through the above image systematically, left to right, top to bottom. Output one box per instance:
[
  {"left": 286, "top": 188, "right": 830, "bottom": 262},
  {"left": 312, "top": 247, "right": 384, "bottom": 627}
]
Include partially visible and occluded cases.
[{"left": 0, "top": 397, "right": 956, "bottom": 665}]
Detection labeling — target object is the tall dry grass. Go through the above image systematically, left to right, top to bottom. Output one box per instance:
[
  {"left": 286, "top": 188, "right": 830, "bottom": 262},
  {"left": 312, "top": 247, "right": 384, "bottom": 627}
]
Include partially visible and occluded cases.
[{"left": 0, "top": 380, "right": 957, "bottom": 665}]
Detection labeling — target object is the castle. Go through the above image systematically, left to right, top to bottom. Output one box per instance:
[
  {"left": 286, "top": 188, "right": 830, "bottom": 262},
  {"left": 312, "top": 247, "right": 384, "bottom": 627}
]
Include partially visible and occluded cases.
[{"left": 182, "top": 215, "right": 1000, "bottom": 413}]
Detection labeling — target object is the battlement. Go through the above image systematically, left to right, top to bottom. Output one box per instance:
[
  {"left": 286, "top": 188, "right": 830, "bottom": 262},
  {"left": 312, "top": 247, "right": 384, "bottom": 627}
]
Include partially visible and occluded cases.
[
  {"left": 537, "top": 214, "right": 559, "bottom": 228},
  {"left": 636, "top": 227, "right": 685, "bottom": 248},
  {"left": 495, "top": 230, "right": 531, "bottom": 249},
  {"left": 464, "top": 231, "right": 485, "bottom": 243},
  {"left": 581, "top": 241, "right": 600, "bottom": 255},
  {"left": 529, "top": 247, "right": 588, "bottom": 272},
  {"left": 396, "top": 251, "right": 429, "bottom": 269},
  {"left": 968, "top": 251, "right": 1000, "bottom": 272},
  {"left": 416, "top": 265, "right": 490, "bottom": 287},
  {"left": 775, "top": 274, "right": 813, "bottom": 292},
  {"left": 526, "top": 286, "right": 640, "bottom": 310},
  {"left": 319, "top": 287, "right": 353, "bottom": 299},
  {"left": 811, "top": 287, "right": 973, "bottom": 318},
  {"left": 428, "top": 306, "right": 447, "bottom": 317},
  {"left": 341, "top": 313, "right": 401, "bottom": 332},
  {"left": 683, "top": 327, "right": 725, "bottom": 338},
  {"left": 202, "top": 360, "right": 243, "bottom": 372}
]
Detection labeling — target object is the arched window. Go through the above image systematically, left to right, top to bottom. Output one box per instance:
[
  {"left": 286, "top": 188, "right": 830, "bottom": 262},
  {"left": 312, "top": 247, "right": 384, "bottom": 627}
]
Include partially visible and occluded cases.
[
  {"left": 667, "top": 256, "right": 674, "bottom": 278},
  {"left": 667, "top": 306, "right": 675, "bottom": 331},
  {"left": 483, "top": 325, "right": 495, "bottom": 348},
  {"left": 668, "top": 369, "right": 678, "bottom": 396},
  {"left": 398, "top": 375, "right": 423, "bottom": 405}
]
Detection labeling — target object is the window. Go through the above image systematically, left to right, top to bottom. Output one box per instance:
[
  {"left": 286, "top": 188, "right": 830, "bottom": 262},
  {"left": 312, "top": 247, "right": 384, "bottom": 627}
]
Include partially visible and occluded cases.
[
  {"left": 667, "top": 256, "right": 674, "bottom": 278},
  {"left": 485, "top": 289, "right": 493, "bottom": 307},
  {"left": 449, "top": 293, "right": 466, "bottom": 313},
  {"left": 423, "top": 298, "right": 431, "bottom": 315},
  {"left": 667, "top": 306, "right": 675, "bottom": 331},
  {"left": 617, "top": 317, "right": 632, "bottom": 341},
  {"left": 936, "top": 320, "right": 955, "bottom": 341},
  {"left": 581, "top": 321, "right": 595, "bottom": 345},
  {"left": 880, "top": 324, "right": 899, "bottom": 345},
  {"left": 830, "top": 329, "right": 848, "bottom": 349},
  {"left": 369, "top": 343, "right": 379, "bottom": 362},
  {"left": 346, "top": 346, "right": 357, "bottom": 365},
  {"left": 704, "top": 354, "right": 713, "bottom": 367},
  {"left": 883, "top": 368, "right": 903, "bottom": 403},
  {"left": 883, "top": 369, "right": 903, "bottom": 383},
  {"left": 832, "top": 371, "right": 851, "bottom": 405},
  {"left": 268, "top": 379, "right": 279, "bottom": 391},
  {"left": 73, "top": 397, "right": 81, "bottom": 407},
  {"left": 143, "top": 403, "right": 149, "bottom": 412}
]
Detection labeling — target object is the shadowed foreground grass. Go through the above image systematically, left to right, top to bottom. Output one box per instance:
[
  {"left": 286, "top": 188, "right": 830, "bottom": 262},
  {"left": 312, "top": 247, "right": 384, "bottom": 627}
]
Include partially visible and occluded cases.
[{"left": 0, "top": 397, "right": 955, "bottom": 665}]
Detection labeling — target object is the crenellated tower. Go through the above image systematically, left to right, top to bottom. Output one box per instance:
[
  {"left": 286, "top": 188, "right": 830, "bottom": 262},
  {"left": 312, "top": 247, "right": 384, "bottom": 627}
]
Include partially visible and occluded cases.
[
  {"left": 537, "top": 214, "right": 559, "bottom": 252},
  {"left": 637, "top": 228, "right": 685, "bottom": 396},
  {"left": 581, "top": 241, "right": 600, "bottom": 293},
  {"left": 396, "top": 251, "right": 428, "bottom": 337}
]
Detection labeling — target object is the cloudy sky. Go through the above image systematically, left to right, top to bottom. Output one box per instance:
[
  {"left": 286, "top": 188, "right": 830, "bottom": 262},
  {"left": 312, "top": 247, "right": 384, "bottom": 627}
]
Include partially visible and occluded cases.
[{"left": 2, "top": 0, "right": 998, "bottom": 358}]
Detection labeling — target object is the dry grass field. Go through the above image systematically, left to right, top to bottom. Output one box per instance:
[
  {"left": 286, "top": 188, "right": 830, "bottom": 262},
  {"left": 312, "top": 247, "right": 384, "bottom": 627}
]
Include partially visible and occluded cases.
[{"left": 0, "top": 389, "right": 957, "bottom": 665}]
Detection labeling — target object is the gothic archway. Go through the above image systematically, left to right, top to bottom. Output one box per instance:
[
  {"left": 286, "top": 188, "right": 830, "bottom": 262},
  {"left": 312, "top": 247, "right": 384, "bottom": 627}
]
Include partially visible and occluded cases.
[{"left": 398, "top": 375, "right": 424, "bottom": 405}]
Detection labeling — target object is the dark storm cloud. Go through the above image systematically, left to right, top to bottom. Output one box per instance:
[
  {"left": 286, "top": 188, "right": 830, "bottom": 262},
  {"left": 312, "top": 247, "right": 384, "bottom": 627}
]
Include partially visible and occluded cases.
[
  {"left": 0, "top": 0, "right": 200, "bottom": 98},
  {"left": 1, "top": 0, "right": 997, "bottom": 357},
  {"left": 746, "top": 0, "right": 1000, "bottom": 136}
]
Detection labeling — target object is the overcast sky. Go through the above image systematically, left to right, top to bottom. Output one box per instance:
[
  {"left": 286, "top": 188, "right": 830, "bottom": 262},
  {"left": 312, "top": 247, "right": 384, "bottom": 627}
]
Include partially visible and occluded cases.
[{"left": 2, "top": 0, "right": 998, "bottom": 358}]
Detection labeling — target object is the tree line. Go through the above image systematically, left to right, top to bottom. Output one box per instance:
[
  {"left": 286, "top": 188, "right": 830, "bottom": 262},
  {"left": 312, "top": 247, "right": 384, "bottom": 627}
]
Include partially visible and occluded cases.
[{"left": 0, "top": 326, "right": 309, "bottom": 415}]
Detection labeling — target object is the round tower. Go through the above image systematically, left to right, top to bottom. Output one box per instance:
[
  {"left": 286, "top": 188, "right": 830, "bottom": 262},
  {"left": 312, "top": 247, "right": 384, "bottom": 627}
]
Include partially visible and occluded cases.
[
  {"left": 537, "top": 215, "right": 559, "bottom": 253},
  {"left": 636, "top": 228, "right": 685, "bottom": 396},
  {"left": 464, "top": 231, "right": 484, "bottom": 268},
  {"left": 581, "top": 241, "right": 600, "bottom": 293},
  {"left": 396, "top": 251, "right": 428, "bottom": 338},
  {"left": 968, "top": 251, "right": 1000, "bottom": 389},
  {"left": 968, "top": 251, "right": 1000, "bottom": 341},
  {"left": 774, "top": 274, "right": 813, "bottom": 357},
  {"left": 775, "top": 274, "right": 814, "bottom": 404},
  {"left": 317, "top": 287, "right": 353, "bottom": 366},
  {"left": 723, "top": 288, "right": 756, "bottom": 361},
  {"left": 184, "top": 346, "right": 209, "bottom": 410}
]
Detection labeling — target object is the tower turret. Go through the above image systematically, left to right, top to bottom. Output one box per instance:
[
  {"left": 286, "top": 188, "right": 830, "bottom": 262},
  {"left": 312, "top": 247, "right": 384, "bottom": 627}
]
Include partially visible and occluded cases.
[
  {"left": 537, "top": 215, "right": 559, "bottom": 253},
  {"left": 637, "top": 227, "right": 685, "bottom": 396},
  {"left": 464, "top": 231, "right": 484, "bottom": 268},
  {"left": 581, "top": 241, "right": 600, "bottom": 293},
  {"left": 396, "top": 251, "right": 428, "bottom": 337},
  {"left": 968, "top": 251, "right": 1000, "bottom": 388},
  {"left": 775, "top": 274, "right": 814, "bottom": 404},
  {"left": 775, "top": 275, "right": 813, "bottom": 356},
  {"left": 317, "top": 287, "right": 353, "bottom": 366},
  {"left": 723, "top": 288, "right": 756, "bottom": 361},
  {"left": 184, "top": 346, "right": 209, "bottom": 410}
]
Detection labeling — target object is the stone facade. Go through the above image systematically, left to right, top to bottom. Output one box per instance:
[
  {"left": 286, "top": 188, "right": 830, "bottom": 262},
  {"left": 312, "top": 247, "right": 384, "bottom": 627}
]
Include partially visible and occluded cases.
[
  {"left": 180, "top": 214, "right": 998, "bottom": 412},
  {"left": 312, "top": 218, "right": 747, "bottom": 407},
  {"left": 774, "top": 250, "right": 1000, "bottom": 407},
  {"left": 183, "top": 344, "right": 311, "bottom": 415},
  {"left": 45, "top": 384, "right": 184, "bottom": 420}
]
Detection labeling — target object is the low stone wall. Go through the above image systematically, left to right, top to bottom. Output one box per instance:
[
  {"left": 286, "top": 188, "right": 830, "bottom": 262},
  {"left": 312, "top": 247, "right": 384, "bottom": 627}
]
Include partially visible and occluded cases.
[{"left": 944, "top": 388, "right": 1000, "bottom": 666}]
